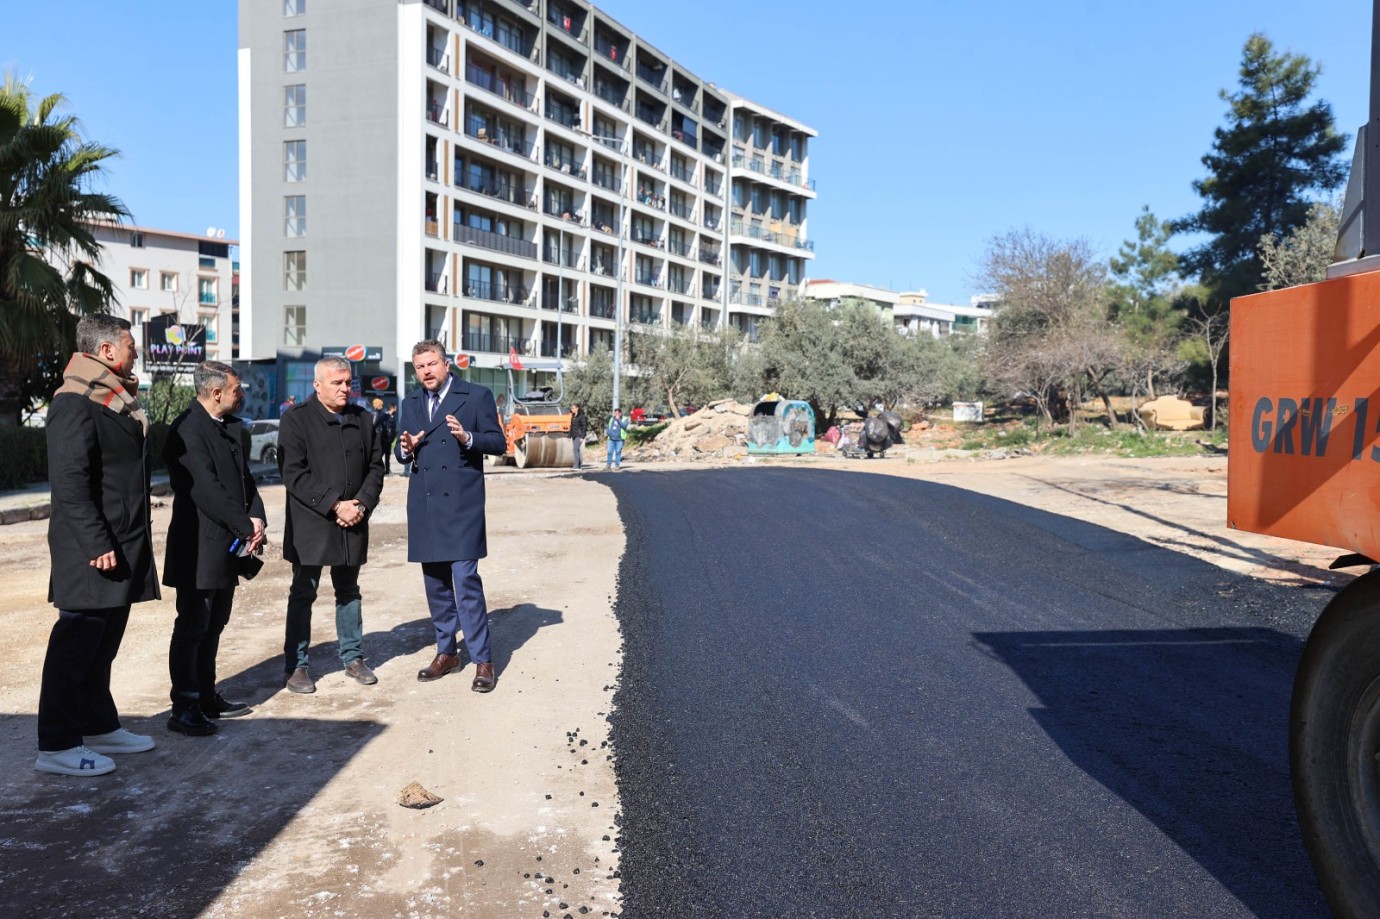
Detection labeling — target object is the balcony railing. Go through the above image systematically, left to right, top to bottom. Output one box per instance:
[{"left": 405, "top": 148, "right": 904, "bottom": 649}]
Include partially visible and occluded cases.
[
  {"left": 424, "top": 0, "right": 448, "bottom": 13},
  {"left": 459, "top": 8, "right": 534, "bottom": 59},
  {"left": 594, "top": 39, "right": 627, "bottom": 69},
  {"left": 428, "top": 47, "right": 449, "bottom": 70},
  {"left": 547, "top": 56, "right": 586, "bottom": 88},
  {"left": 465, "top": 63, "right": 535, "bottom": 109},
  {"left": 636, "top": 67, "right": 667, "bottom": 94},
  {"left": 593, "top": 80, "right": 628, "bottom": 111},
  {"left": 426, "top": 102, "right": 448, "bottom": 126},
  {"left": 544, "top": 105, "right": 580, "bottom": 130},
  {"left": 464, "top": 120, "right": 535, "bottom": 158},
  {"left": 544, "top": 149, "right": 586, "bottom": 180},
  {"left": 731, "top": 153, "right": 817, "bottom": 190},
  {"left": 426, "top": 160, "right": 440, "bottom": 181},
  {"left": 669, "top": 162, "right": 695, "bottom": 186},
  {"left": 591, "top": 168, "right": 620, "bottom": 192},
  {"left": 461, "top": 174, "right": 534, "bottom": 209},
  {"left": 636, "top": 191, "right": 666, "bottom": 211},
  {"left": 668, "top": 200, "right": 693, "bottom": 220},
  {"left": 543, "top": 201, "right": 583, "bottom": 224},
  {"left": 425, "top": 219, "right": 440, "bottom": 238},
  {"left": 729, "top": 220, "right": 814, "bottom": 250},
  {"left": 455, "top": 224, "right": 538, "bottom": 259},
  {"left": 632, "top": 231, "right": 662, "bottom": 249},
  {"left": 667, "top": 239, "right": 691, "bottom": 257},
  {"left": 543, "top": 247, "right": 580, "bottom": 269},
  {"left": 697, "top": 249, "right": 722, "bottom": 267},
  {"left": 634, "top": 270, "right": 661, "bottom": 287},
  {"left": 425, "top": 273, "right": 449, "bottom": 294},
  {"left": 667, "top": 277, "right": 691, "bottom": 295},
  {"left": 464, "top": 278, "right": 529, "bottom": 304},
  {"left": 702, "top": 285, "right": 720, "bottom": 299},
  {"left": 729, "top": 290, "right": 764, "bottom": 307},
  {"left": 541, "top": 293, "right": 580, "bottom": 312},
  {"left": 589, "top": 300, "right": 615, "bottom": 319},
  {"left": 630, "top": 309, "right": 661, "bottom": 324},
  {"left": 463, "top": 330, "right": 524, "bottom": 354},
  {"left": 539, "top": 340, "right": 580, "bottom": 359}
]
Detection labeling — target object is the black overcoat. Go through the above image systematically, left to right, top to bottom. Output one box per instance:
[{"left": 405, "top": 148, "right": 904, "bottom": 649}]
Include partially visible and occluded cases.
[
  {"left": 395, "top": 376, "right": 506, "bottom": 562},
  {"left": 46, "top": 392, "right": 161, "bottom": 610},
  {"left": 280, "top": 399, "right": 385, "bottom": 567},
  {"left": 162, "top": 402, "right": 265, "bottom": 590}
]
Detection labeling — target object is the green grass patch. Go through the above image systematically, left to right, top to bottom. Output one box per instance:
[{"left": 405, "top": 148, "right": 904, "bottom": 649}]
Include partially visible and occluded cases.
[{"left": 958, "top": 421, "right": 1226, "bottom": 458}]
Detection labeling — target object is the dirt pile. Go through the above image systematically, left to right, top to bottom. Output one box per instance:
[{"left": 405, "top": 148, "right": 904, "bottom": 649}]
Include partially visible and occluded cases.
[{"left": 626, "top": 399, "right": 752, "bottom": 462}]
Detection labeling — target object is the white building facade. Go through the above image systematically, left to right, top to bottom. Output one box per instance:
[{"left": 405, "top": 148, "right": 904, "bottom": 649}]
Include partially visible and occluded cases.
[
  {"left": 239, "top": 0, "right": 816, "bottom": 394},
  {"left": 82, "top": 223, "right": 239, "bottom": 382},
  {"left": 802, "top": 280, "right": 992, "bottom": 339}
]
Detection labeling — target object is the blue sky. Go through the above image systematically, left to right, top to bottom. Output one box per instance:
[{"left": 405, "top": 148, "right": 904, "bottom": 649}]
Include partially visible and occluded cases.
[{"left": 5, "top": 0, "right": 1371, "bottom": 305}]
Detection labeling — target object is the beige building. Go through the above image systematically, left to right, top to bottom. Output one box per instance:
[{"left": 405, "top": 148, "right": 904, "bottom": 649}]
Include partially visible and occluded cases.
[{"left": 802, "top": 279, "right": 993, "bottom": 338}]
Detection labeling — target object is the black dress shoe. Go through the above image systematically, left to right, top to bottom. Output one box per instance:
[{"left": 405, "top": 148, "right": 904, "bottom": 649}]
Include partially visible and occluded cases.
[
  {"left": 203, "top": 693, "right": 253, "bottom": 719},
  {"left": 168, "top": 707, "right": 218, "bottom": 736}
]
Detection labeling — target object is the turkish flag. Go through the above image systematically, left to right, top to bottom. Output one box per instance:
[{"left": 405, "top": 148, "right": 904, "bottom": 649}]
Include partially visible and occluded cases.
[{"left": 509, "top": 347, "right": 524, "bottom": 370}]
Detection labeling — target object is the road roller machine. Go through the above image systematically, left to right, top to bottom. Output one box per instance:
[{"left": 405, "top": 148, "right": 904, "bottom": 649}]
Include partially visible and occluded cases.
[{"left": 497, "top": 359, "right": 574, "bottom": 469}]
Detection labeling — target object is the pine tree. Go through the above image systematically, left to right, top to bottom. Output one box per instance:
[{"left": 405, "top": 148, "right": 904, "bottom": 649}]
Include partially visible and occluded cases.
[{"left": 1176, "top": 33, "right": 1347, "bottom": 302}]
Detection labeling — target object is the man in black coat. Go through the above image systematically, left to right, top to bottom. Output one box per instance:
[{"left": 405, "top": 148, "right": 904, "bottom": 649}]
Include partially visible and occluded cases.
[
  {"left": 37, "top": 316, "right": 160, "bottom": 776},
  {"left": 396, "top": 340, "right": 507, "bottom": 691},
  {"left": 279, "top": 357, "right": 386, "bottom": 693},
  {"left": 163, "top": 361, "right": 266, "bottom": 736},
  {"left": 372, "top": 397, "right": 396, "bottom": 474}
]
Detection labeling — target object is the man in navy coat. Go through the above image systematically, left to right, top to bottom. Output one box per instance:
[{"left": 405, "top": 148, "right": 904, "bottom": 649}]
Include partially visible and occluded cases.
[{"left": 396, "top": 340, "right": 507, "bottom": 691}]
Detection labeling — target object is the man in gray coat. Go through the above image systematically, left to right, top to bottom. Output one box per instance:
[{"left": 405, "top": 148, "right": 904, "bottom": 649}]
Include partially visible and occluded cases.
[
  {"left": 37, "top": 316, "right": 160, "bottom": 776},
  {"left": 396, "top": 340, "right": 506, "bottom": 691},
  {"left": 279, "top": 357, "right": 386, "bottom": 693},
  {"left": 163, "top": 361, "right": 266, "bottom": 736}
]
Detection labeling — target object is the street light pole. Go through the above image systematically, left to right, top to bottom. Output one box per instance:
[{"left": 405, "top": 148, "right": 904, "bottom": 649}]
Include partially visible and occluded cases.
[{"left": 611, "top": 132, "right": 627, "bottom": 411}]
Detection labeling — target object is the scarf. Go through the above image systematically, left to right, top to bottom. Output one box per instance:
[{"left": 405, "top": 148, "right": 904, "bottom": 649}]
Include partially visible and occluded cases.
[{"left": 55, "top": 352, "right": 149, "bottom": 435}]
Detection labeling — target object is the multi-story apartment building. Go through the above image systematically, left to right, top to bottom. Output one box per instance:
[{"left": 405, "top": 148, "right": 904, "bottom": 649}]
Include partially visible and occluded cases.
[
  {"left": 238, "top": 0, "right": 815, "bottom": 396},
  {"left": 73, "top": 223, "right": 239, "bottom": 382}
]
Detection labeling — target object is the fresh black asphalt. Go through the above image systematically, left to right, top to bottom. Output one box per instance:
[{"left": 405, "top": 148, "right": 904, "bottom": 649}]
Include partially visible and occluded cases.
[{"left": 601, "top": 467, "right": 1332, "bottom": 918}]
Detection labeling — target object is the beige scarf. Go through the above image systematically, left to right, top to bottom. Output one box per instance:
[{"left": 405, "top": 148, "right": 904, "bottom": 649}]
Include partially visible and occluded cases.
[{"left": 55, "top": 352, "right": 149, "bottom": 435}]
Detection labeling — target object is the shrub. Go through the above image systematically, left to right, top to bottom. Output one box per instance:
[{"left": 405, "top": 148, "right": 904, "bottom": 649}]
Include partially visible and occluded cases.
[
  {"left": 626, "top": 422, "right": 668, "bottom": 447},
  {"left": 0, "top": 427, "right": 48, "bottom": 489}
]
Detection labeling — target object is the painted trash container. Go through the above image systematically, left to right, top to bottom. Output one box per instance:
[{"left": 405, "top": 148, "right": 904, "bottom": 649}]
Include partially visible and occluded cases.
[{"left": 747, "top": 399, "right": 815, "bottom": 455}]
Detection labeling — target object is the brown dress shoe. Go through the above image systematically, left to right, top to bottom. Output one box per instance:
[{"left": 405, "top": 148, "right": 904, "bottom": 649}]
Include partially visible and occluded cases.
[
  {"left": 417, "top": 653, "right": 461, "bottom": 682},
  {"left": 345, "top": 659, "right": 378, "bottom": 685},
  {"left": 471, "top": 662, "right": 496, "bottom": 693},
  {"left": 285, "top": 667, "right": 316, "bottom": 694}
]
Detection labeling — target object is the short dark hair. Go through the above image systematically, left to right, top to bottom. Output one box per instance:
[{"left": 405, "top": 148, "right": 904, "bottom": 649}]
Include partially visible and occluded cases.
[
  {"left": 75, "top": 315, "right": 131, "bottom": 354},
  {"left": 412, "top": 339, "right": 446, "bottom": 360},
  {"left": 194, "top": 361, "right": 237, "bottom": 397}
]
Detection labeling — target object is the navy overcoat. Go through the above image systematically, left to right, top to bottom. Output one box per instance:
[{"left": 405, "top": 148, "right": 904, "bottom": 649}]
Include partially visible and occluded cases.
[{"left": 395, "top": 375, "right": 506, "bottom": 562}]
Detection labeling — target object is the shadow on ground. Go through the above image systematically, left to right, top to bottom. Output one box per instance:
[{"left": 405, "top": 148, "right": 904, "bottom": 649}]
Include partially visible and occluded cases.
[{"left": 975, "top": 626, "right": 1328, "bottom": 919}]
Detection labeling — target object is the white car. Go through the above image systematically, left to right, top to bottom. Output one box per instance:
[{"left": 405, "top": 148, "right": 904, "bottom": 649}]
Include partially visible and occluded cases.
[{"left": 245, "top": 419, "right": 280, "bottom": 464}]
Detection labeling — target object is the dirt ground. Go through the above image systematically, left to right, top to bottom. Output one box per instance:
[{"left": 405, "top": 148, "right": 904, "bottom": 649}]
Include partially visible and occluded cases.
[{"left": 0, "top": 451, "right": 1346, "bottom": 918}]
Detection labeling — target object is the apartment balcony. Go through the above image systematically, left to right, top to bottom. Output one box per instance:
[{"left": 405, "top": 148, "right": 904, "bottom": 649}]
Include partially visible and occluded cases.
[
  {"left": 424, "top": 0, "right": 449, "bottom": 13},
  {"left": 459, "top": 2, "right": 537, "bottom": 60},
  {"left": 593, "top": 36, "right": 628, "bottom": 70},
  {"left": 428, "top": 48, "right": 450, "bottom": 71},
  {"left": 547, "top": 55, "right": 586, "bottom": 90},
  {"left": 465, "top": 63, "right": 535, "bottom": 109},
  {"left": 635, "top": 65, "right": 667, "bottom": 95},
  {"left": 593, "top": 78, "right": 629, "bottom": 112},
  {"left": 426, "top": 102, "right": 449, "bottom": 127},
  {"left": 544, "top": 105, "right": 580, "bottom": 131},
  {"left": 463, "top": 120, "right": 535, "bottom": 159},
  {"left": 543, "top": 149, "right": 587, "bottom": 180},
  {"left": 731, "top": 153, "right": 817, "bottom": 191},
  {"left": 426, "top": 159, "right": 440, "bottom": 181},
  {"left": 668, "top": 162, "right": 695, "bottom": 186},
  {"left": 591, "top": 168, "right": 620, "bottom": 192},
  {"left": 461, "top": 175, "right": 535, "bottom": 210},
  {"left": 636, "top": 191, "right": 666, "bottom": 212},
  {"left": 668, "top": 200, "right": 694, "bottom": 221},
  {"left": 543, "top": 201, "right": 584, "bottom": 224},
  {"left": 425, "top": 218, "right": 440, "bottom": 238},
  {"left": 729, "top": 219, "right": 814, "bottom": 251},
  {"left": 456, "top": 224, "right": 538, "bottom": 259},
  {"left": 632, "top": 231, "right": 663, "bottom": 250},
  {"left": 667, "top": 238, "right": 691, "bottom": 257},
  {"left": 542, "top": 247, "right": 581, "bottom": 269},
  {"left": 697, "top": 250, "right": 722, "bottom": 267},
  {"left": 634, "top": 270, "right": 661, "bottom": 288},
  {"left": 425, "top": 273, "right": 450, "bottom": 294},
  {"left": 667, "top": 277, "right": 691, "bottom": 295},
  {"left": 464, "top": 278, "right": 529, "bottom": 304},
  {"left": 701, "top": 284, "right": 720, "bottom": 299},
  {"left": 729, "top": 290, "right": 764, "bottom": 307},
  {"left": 540, "top": 292, "right": 580, "bottom": 312},
  {"left": 588, "top": 301, "right": 615, "bottom": 319},
  {"left": 630, "top": 309, "right": 661, "bottom": 324},
  {"left": 463, "top": 330, "right": 525, "bottom": 354},
  {"left": 539, "top": 340, "right": 579, "bottom": 359}
]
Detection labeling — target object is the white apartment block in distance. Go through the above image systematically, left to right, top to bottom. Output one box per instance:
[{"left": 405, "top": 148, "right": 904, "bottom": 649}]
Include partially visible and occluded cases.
[
  {"left": 238, "top": 0, "right": 816, "bottom": 394},
  {"left": 80, "top": 223, "right": 238, "bottom": 382},
  {"left": 802, "top": 280, "right": 993, "bottom": 338}
]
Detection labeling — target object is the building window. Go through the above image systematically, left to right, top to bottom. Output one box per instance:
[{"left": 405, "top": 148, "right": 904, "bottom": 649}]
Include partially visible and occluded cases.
[
  {"left": 284, "top": 0, "right": 305, "bottom": 15},
  {"left": 284, "top": 30, "right": 306, "bottom": 72},
  {"left": 284, "top": 84, "right": 306, "bottom": 127},
  {"left": 284, "top": 140, "right": 306, "bottom": 182},
  {"left": 284, "top": 195, "right": 306, "bottom": 236},
  {"left": 129, "top": 231, "right": 145, "bottom": 248},
  {"left": 284, "top": 250, "right": 306, "bottom": 290},
  {"left": 199, "top": 256, "right": 216, "bottom": 269},
  {"left": 130, "top": 268, "right": 148, "bottom": 290},
  {"left": 160, "top": 272, "right": 178, "bottom": 292},
  {"left": 199, "top": 277, "right": 218, "bottom": 305},
  {"left": 285, "top": 305, "right": 306, "bottom": 346},
  {"left": 130, "top": 307, "right": 148, "bottom": 329},
  {"left": 200, "top": 313, "right": 219, "bottom": 344}
]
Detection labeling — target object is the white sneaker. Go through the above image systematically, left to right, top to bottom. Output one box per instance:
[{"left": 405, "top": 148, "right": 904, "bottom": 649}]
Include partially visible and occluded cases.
[
  {"left": 84, "top": 728, "right": 156, "bottom": 754},
  {"left": 35, "top": 745, "right": 116, "bottom": 776}
]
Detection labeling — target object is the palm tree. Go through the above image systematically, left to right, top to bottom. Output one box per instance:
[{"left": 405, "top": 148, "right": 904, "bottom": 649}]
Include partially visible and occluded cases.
[{"left": 0, "top": 74, "right": 129, "bottom": 426}]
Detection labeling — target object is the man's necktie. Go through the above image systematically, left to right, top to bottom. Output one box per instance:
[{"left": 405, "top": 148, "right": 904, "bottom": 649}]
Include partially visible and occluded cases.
[{"left": 429, "top": 391, "right": 440, "bottom": 422}]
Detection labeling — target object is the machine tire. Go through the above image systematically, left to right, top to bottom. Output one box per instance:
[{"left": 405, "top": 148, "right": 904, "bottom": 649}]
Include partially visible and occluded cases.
[
  {"left": 514, "top": 437, "right": 530, "bottom": 469},
  {"left": 262, "top": 445, "right": 278, "bottom": 465},
  {"left": 1292, "top": 569, "right": 1380, "bottom": 917}
]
